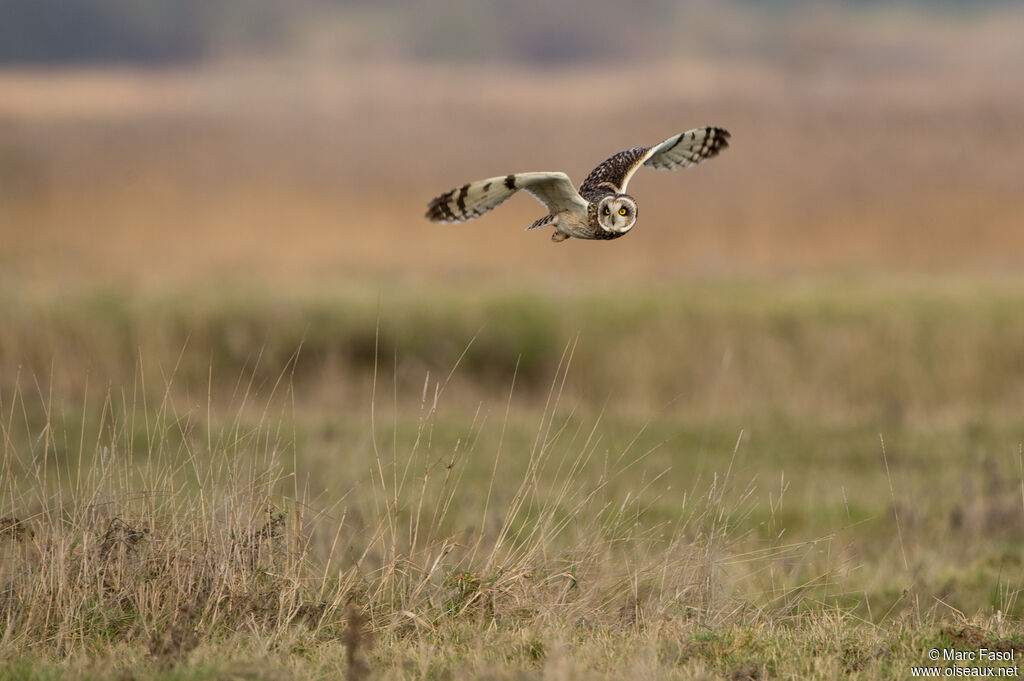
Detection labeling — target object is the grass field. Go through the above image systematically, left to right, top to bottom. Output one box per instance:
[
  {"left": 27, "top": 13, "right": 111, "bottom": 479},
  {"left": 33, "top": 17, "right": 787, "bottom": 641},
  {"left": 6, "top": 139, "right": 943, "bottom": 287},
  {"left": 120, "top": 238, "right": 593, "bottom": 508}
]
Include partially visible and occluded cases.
[
  {"left": 3, "top": 8, "right": 1024, "bottom": 678},
  {"left": 3, "top": 280, "right": 1024, "bottom": 679}
]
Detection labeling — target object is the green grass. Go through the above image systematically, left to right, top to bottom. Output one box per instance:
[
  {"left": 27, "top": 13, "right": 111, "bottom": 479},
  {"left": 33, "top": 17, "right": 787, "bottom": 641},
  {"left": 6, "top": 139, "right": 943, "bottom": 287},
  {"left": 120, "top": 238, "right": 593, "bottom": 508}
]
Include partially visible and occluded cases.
[{"left": 2, "top": 278, "right": 1024, "bottom": 679}]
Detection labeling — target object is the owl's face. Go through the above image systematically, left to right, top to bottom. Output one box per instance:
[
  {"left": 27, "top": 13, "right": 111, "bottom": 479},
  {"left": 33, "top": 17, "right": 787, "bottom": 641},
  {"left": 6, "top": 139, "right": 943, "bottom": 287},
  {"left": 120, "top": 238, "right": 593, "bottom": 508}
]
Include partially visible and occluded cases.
[{"left": 596, "top": 194, "right": 638, "bottom": 235}]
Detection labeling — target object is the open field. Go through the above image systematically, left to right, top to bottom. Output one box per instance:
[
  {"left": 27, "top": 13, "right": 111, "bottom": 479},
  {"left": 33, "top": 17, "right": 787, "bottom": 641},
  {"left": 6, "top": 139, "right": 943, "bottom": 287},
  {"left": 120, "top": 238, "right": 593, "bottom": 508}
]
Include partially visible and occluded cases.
[
  {"left": 2, "top": 7, "right": 1024, "bottom": 291},
  {"left": 3, "top": 7, "right": 1024, "bottom": 678},
  {"left": 4, "top": 281, "right": 1024, "bottom": 679}
]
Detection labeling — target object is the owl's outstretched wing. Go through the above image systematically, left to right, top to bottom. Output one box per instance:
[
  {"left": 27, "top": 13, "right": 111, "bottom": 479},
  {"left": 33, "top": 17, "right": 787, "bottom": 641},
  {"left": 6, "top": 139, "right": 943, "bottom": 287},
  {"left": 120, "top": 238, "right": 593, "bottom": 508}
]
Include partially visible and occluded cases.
[
  {"left": 579, "top": 126, "right": 730, "bottom": 196},
  {"left": 426, "top": 172, "right": 588, "bottom": 224}
]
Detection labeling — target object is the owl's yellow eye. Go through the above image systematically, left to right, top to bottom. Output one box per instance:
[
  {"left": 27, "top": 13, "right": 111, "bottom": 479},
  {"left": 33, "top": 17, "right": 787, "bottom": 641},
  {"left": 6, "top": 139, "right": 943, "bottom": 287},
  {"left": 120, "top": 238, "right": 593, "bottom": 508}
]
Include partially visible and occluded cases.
[
  {"left": 603, "top": 207, "right": 610, "bottom": 215},
  {"left": 618, "top": 208, "right": 627, "bottom": 216}
]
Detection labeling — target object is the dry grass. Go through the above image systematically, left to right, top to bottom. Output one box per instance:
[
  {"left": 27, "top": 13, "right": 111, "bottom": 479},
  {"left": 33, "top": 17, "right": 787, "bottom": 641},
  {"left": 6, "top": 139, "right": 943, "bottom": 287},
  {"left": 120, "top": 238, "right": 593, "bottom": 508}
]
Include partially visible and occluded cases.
[
  {"left": 2, "top": 7, "right": 1024, "bottom": 679},
  {"left": 1, "top": 284, "right": 1024, "bottom": 678},
  {"left": 0, "top": 339, "right": 812, "bottom": 679}
]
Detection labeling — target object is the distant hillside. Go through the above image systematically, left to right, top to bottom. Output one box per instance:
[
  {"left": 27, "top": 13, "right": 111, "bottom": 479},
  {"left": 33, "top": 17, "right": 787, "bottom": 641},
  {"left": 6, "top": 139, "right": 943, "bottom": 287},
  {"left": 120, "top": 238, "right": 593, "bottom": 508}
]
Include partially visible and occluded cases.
[
  {"left": 0, "top": 0, "right": 1014, "bottom": 65},
  {"left": 0, "top": 0, "right": 302, "bottom": 64}
]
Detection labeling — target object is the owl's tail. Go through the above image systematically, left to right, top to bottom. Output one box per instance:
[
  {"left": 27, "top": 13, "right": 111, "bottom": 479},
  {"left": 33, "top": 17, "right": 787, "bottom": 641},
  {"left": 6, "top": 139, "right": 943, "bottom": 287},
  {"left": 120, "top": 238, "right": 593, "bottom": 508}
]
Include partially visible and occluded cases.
[{"left": 525, "top": 214, "right": 556, "bottom": 231}]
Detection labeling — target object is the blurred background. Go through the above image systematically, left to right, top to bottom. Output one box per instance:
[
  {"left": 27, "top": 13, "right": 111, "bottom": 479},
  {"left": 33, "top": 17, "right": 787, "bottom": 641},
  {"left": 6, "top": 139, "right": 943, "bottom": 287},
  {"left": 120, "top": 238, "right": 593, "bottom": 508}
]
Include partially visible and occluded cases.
[
  {"left": 1, "top": 0, "right": 1022, "bottom": 290},
  {"left": 3, "top": 0, "right": 1024, "bottom": 592}
]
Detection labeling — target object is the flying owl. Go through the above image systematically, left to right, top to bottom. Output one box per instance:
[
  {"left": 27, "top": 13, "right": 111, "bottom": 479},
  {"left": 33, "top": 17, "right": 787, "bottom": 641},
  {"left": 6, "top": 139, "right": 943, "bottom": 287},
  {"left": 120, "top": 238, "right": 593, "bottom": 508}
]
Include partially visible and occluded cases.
[{"left": 425, "top": 126, "right": 730, "bottom": 242}]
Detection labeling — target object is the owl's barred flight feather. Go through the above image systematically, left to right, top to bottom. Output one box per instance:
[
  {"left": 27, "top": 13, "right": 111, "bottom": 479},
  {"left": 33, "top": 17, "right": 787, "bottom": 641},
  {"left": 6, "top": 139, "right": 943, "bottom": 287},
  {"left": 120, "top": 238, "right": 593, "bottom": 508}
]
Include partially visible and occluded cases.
[
  {"left": 425, "top": 125, "right": 730, "bottom": 242},
  {"left": 580, "top": 126, "right": 730, "bottom": 196},
  {"left": 425, "top": 172, "right": 586, "bottom": 224}
]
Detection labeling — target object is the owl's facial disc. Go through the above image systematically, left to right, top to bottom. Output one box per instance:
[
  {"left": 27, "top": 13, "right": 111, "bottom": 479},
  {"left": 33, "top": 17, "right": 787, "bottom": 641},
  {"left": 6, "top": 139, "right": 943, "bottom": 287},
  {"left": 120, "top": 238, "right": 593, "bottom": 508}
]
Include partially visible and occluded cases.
[{"left": 598, "top": 195, "right": 637, "bottom": 234}]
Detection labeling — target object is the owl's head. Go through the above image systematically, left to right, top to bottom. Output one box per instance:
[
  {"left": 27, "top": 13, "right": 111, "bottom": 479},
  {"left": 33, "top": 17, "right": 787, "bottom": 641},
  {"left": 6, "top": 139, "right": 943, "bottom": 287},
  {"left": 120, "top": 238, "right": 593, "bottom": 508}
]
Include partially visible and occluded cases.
[{"left": 596, "top": 194, "right": 638, "bottom": 235}]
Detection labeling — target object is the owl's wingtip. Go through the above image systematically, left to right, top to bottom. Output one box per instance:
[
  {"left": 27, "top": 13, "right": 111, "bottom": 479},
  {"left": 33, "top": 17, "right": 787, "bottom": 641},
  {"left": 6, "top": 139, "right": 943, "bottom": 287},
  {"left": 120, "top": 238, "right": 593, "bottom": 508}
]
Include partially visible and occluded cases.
[{"left": 425, "top": 196, "right": 452, "bottom": 223}]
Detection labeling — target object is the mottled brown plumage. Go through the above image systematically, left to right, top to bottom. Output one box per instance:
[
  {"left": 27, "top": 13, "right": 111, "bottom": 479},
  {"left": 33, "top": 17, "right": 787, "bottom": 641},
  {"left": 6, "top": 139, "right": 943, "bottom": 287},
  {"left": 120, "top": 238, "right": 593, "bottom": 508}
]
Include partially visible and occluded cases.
[{"left": 426, "top": 126, "right": 730, "bottom": 242}]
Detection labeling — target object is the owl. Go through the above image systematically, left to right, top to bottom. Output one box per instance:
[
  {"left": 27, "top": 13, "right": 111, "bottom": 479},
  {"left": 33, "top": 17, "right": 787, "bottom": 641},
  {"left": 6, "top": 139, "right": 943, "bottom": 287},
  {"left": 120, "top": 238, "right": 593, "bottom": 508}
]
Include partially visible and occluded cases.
[{"left": 425, "top": 126, "right": 730, "bottom": 242}]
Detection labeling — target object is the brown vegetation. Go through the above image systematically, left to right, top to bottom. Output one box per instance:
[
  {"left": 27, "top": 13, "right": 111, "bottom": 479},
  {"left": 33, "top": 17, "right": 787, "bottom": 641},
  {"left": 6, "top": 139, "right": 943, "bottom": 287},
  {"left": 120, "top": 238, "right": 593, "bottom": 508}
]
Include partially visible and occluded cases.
[
  {"left": 2, "top": 7, "right": 1024, "bottom": 679},
  {"left": 1, "top": 10, "right": 1023, "bottom": 292}
]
